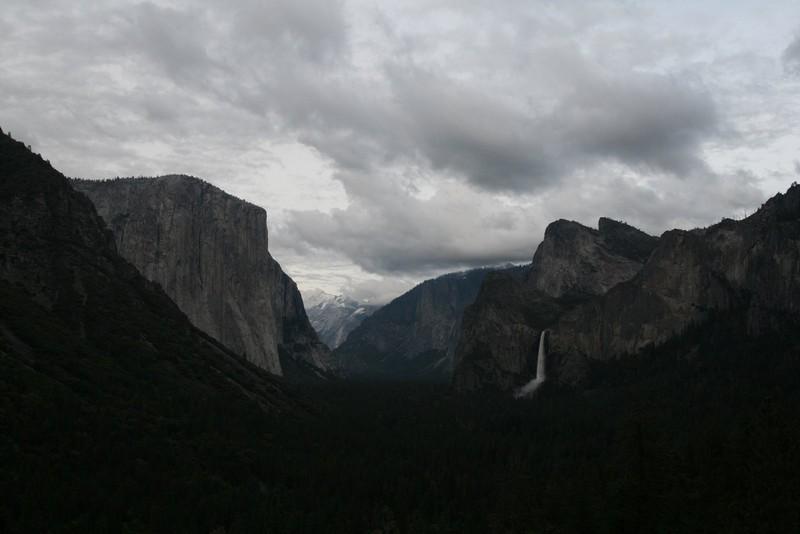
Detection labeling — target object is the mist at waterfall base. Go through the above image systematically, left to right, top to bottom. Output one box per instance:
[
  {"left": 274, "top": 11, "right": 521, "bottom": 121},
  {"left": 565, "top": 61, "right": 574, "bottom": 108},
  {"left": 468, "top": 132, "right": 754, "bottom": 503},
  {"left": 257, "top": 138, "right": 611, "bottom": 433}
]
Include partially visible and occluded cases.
[{"left": 515, "top": 330, "right": 548, "bottom": 398}]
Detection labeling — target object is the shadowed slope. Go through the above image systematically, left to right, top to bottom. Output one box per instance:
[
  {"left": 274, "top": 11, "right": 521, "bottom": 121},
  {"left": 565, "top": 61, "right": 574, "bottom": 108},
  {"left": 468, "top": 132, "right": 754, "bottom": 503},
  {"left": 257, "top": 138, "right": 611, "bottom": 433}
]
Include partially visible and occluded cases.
[{"left": 0, "top": 129, "right": 306, "bottom": 531}]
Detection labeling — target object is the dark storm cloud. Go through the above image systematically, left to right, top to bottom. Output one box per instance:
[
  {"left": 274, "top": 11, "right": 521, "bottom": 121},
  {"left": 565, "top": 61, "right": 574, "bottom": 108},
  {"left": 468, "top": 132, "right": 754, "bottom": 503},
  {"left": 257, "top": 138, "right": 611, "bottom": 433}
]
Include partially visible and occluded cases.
[
  {"left": 0, "top": 0, "right": 722, "bottom": 195},
  {"left": 0, "top": 0, "right": 353, "bottom": 172},
  {"left": 1, "top": 0, "right": 795, "bottom": 291},
  {"left": 229, "top": 0, "right": 348, "bottom": 63},
  {"left": 123, "top": 3, "right": 215, "bottom": 79},
  {"left": 784, "top": 34, "right": 800, "bottom": 73},
  {"left": 274, "top": 56, "right": 723, "bottom": 275},
  {"left": 259, "top": 58, "right": 721, "bottom": 200},
  {"left": 379, "top": 63, "right": 719, "bottom": 194},
  {"left": 386, "top": 66, "right": 560, "bottom": 192},
  {"left": 559, "top": 74, "right": 718, "bottom": 177},
  {"left": 280, "top": 171, "right": 536, "bottom": 274}
]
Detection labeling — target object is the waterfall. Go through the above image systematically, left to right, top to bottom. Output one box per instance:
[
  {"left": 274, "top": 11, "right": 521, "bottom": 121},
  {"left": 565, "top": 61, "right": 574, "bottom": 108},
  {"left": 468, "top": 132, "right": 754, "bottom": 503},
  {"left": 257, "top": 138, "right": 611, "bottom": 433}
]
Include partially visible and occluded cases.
[
  {"left": 515, "top": 329, "right": 548, "bottom": 398},
  {"left": 536, "top": 329, "right": 547, "bottom": 381}
]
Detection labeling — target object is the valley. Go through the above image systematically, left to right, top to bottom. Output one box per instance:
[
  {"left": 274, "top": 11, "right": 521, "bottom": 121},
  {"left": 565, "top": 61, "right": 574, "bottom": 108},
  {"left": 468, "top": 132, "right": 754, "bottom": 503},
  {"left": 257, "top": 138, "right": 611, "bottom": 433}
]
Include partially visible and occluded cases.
[
  {"left": 5, "top": 1, "right": 800, "bottom": 531},
  {"left": 2, "top": 125, "right": 800, "bottom": 533},
  {"left": 5, "top": 309, "right": 799, "bottom": 532}
]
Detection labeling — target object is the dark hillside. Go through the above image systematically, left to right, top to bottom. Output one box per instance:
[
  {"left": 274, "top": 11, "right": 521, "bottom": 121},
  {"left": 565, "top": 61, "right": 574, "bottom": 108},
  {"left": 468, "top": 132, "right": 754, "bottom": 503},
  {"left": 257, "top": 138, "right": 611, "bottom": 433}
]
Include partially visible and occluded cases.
[
  {"left": 0, "top": 130, "right": 304, "bottom": 532},
  {"left": 262, "top": 311, "right": 800, "bottom": 533}
]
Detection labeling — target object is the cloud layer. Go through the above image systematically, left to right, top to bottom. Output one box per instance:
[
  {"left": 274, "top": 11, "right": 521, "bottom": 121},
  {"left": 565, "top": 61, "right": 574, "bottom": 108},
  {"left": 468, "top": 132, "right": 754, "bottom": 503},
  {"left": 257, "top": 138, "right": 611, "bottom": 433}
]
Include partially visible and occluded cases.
[
  {"left": 1, "top": 1, "right": 799, "bottom": 302},
  {"left": 785, "top": 34, "right": 800, "bottom": 73}
]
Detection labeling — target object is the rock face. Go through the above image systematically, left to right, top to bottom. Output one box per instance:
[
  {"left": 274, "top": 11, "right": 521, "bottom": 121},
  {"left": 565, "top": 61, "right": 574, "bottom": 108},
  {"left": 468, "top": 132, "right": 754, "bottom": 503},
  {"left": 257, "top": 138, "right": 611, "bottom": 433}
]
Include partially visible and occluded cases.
[
  {"left": 0, "top": 129, "right": 294, "bottom": 413},
  {"left": 72, "top": 176, "right": 330, "bottom": 378},
  {"left": 549, "top": 185, "right": 800, "bottom": 386},
  {"left": 454, "top": 186, "right": 800, "bottom": 393},
  {"left": 528, "top": 217, "right": 659, "bottom": 299},
  {"left": 453, "top": 219, "right": 659, "bottom": 392},
  {"left": 333, "top": 268, "right": 494, "bottom": 381},
  {"left": 304, "top": 290, "right": 376, "bottom": 349}
]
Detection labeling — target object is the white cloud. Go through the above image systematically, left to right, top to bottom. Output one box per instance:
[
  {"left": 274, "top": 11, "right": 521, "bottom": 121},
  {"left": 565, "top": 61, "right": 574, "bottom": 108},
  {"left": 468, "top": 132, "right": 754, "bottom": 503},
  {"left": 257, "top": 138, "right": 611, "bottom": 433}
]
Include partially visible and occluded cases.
[{"left": 1, "top": 0, "right": 799, "bottom": 301}]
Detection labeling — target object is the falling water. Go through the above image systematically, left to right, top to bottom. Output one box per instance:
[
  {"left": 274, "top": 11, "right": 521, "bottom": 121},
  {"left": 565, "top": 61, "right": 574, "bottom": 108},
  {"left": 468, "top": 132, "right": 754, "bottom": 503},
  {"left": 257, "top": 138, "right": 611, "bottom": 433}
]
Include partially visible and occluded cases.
[
  {"left": 515, "top": 329, "right": 548, "bottom": 398},
  {"left": 536, "top": 329, "right": 547, "bottom": 381}
]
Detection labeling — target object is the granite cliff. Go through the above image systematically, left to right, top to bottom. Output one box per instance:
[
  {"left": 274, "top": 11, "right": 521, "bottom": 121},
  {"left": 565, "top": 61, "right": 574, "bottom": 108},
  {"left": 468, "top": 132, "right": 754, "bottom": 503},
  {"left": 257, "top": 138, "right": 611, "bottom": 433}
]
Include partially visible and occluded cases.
[
  {"left": 0, "top": 128, "right": 295, "bottom": 413},
  {"left": 73, "top": 176, "right": 330, "bottom": 378},
  {"left": 549, "top": 185, "right": 800, "bottom": 386},
  {"left": 454, "top": 186, "right": 800, "bottom": 393},
  {"left": 527, "top": 217, "right": 659, "bottom": 299},
  {"left": 453, "top": 219, "right": 658, "bottom": 392},
  {"left": 333, "top": 267, "right": 494, "bottom": 381}
]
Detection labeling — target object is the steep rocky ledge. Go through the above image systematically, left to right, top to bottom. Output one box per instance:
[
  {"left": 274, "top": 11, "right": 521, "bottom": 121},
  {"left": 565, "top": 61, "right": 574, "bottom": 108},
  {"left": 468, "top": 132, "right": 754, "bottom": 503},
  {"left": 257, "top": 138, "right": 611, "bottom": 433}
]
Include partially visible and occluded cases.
[
  {"left": 0, "top": 129, "right": 295, "bottom": 413},
  {"left": 73, "top": 176, "right": 330, "bottom": 378},
  {"left": 549, "top": 185, "right": 800, "bottom": 386},
  {"left": 527, "top": 217, "right": 659, "bottom": 299},
  {"left": 453, "top": 219, "right": 658, "bottom": 392}
]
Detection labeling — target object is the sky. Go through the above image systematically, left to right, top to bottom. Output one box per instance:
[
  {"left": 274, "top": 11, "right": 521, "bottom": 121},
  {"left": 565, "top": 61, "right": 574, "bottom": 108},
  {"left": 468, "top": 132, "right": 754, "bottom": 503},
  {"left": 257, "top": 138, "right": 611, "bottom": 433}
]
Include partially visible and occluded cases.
[{"left": 2, "top": 1, "right": 799, "bottom": 304}]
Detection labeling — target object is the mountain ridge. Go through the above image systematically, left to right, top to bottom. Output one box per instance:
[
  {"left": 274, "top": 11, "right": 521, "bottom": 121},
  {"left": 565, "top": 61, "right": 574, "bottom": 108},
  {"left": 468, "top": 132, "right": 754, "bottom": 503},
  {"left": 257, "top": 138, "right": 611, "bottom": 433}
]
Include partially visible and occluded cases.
[
  {"left": 548, "top": 183, "right": 800, "bottom": 386},
  {"left": 453, "top": 187, "right": 800, "bottom": 392},
  {"left": 453, "top": 218, "right": 660, "bottom": 391}
]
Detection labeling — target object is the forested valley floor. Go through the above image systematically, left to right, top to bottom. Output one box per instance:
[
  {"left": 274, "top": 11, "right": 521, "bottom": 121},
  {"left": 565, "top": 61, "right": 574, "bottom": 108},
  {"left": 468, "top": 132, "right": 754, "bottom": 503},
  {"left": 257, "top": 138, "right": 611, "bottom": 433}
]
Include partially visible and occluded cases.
[{"left": 3, "top": 310, "right": 800, "bottom": 533}]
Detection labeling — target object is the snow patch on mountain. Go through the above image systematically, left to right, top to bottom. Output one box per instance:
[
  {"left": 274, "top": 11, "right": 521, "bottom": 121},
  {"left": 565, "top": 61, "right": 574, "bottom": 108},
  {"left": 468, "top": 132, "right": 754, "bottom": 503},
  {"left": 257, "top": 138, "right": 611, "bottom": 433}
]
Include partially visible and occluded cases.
[{"left": 303, "top": 289, "right": 377, "bottom": 349}]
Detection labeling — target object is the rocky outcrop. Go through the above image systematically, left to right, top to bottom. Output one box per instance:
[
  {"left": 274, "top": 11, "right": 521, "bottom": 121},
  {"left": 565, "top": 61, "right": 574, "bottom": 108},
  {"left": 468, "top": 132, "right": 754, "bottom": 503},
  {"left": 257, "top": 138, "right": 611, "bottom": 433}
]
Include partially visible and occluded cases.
[
  {"left": 0, "top": 129, "right": 294, "bottom": 413},
  {"left": 72, "top": 176, "right": 330, "bottom": 378},
  {"left": 549, "top": 185, "right": 800, "bottom": 386},
  {"left": 454, "top": 186, "right": 800, "bottom": 393},
  {"left": 527, "top": 218, "right": 659, "bottom": 299},
  {"left": 453, "top": 219, "right": 658, "bottom": 392},
  {"left": 452, "top": 266, "right": 564, "bottom": 391},
  {"left": 332, "top": 267, "right": 494, "bottom": 381},
  {"left": 304, "top": 290, "right": 376, "bottom": 349}
]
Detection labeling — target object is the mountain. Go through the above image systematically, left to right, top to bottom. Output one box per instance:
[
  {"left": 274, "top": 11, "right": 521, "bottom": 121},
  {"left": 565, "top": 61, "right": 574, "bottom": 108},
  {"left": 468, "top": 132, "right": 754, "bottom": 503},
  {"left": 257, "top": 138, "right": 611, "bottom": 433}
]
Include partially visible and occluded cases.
[
  {"left": 0, "top": 129, "right": 307, "bottom": 529},
  {"left": 72, "top": 176, "right": 330, "bottom": 379},
  {"left": 548, "top": 184, "right": 800, "bottom": 387},
  {"left": 454, "top": 187, "right": 800, "bottom": 393},
  {"left": 527, "top": 217, "right": 659, "bottom": 299},
  {"left": 453, "top": 218, "right": 659, "bottom": 392},
  {"left": 332, "top": 267, "right": 496, "bottom": 381},
  {"left": 303, "top": 290, "right": 376, "bottom": 349}
]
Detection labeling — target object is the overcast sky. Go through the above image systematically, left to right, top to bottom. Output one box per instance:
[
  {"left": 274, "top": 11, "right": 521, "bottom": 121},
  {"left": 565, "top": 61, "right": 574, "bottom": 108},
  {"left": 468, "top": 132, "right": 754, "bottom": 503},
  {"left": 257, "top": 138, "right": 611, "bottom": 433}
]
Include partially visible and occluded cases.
[{"left": 2, "top": 1, "right": 799, "bottom": 303}]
